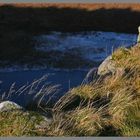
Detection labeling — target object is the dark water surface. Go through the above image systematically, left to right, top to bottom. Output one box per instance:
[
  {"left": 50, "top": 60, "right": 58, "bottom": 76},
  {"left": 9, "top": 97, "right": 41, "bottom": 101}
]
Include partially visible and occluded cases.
[
  {"left": 0, "top": 31, "right": 137, "bottom": 106},
  {"left": 0, "top": 69, "right": 87, "bottom": 106}
]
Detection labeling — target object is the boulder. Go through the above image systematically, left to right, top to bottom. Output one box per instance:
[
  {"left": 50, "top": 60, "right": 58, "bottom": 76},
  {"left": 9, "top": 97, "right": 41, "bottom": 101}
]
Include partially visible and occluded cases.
[
  {"left": 83, "top": 55, "right": 126, "bottom": 84},
  {"left": 97, "top": 56, "right": 116, "bottom": 76},
  {"left": 0, "top": 101, "right": 23, "bottom": 112},
  {"left": 0, "top": 101, "right": 54, "bottom": 129}
]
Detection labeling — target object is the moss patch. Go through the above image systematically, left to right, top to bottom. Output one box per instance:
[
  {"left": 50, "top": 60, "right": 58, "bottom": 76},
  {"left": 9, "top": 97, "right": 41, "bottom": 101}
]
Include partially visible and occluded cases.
[{"left": 0, "top": 110, "right": 47, "bottom": 136}]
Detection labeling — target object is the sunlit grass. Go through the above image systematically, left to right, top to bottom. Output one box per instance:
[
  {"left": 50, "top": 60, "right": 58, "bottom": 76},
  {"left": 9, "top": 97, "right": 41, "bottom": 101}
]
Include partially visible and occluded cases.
[
  {"left": 0, "top": 45, "right": 140, "bottom": 136},
  {"left": 0, "top": 110, "right": 47, "bottom": 136}
]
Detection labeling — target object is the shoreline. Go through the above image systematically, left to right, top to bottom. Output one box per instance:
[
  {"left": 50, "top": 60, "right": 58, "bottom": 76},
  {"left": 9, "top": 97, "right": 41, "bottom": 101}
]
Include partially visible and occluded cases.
[{"left": 0, "top": 65, "right": 91, "bottom": 73}]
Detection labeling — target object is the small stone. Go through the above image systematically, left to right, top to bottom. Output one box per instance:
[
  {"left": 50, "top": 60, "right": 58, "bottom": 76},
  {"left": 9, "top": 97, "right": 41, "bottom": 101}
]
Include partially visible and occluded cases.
[{"left": 0, "top": 101, "right": 23, "bottom": 112}]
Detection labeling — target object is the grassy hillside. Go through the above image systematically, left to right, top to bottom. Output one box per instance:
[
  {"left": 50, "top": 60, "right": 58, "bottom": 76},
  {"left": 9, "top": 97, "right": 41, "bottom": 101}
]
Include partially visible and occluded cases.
[
  {"left": 0, "top": 3, "right": 140, "bottom": 136},
  {"left": 0, "top": 44, "right": 140, "bottom": 136},
  {"left": 50, "top": 44, "right": 140, "bottom": 136},
  {"left": 0, "top": 110, "right": 47, "bottom": 136}
]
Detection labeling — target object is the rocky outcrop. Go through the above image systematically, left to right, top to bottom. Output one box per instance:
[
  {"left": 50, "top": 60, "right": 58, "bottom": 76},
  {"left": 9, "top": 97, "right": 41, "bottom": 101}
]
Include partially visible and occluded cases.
[
  {"left": 84, "top": 54, "right": 126, "bottom": 84},
  {"left": 97, "top": 55, "right": 126, "bottom": 79},
  {"left": 83, "top": 56, "right": 116, "bottom": 84},
  {"left": 97, "top": 56, "right": 116, "bottom": 76},
  {"left": 0, "top": 100, "right": 53, "bottom": 129},
  {"left": 0, "top": 101, "right": 23, "bottom": 112}
]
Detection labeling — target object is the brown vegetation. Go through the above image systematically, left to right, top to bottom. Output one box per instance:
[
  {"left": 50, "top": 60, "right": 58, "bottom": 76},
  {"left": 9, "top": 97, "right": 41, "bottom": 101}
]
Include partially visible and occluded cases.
[
  {"left": 1, "top": 3, "right": 140, "bottom": 11},
  {"left": 1, "top": 45, "right": 140, "bottom": 136}
]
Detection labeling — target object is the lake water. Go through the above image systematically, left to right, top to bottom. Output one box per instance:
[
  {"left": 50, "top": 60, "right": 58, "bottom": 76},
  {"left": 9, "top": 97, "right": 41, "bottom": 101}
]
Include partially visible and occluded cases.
[
  {"left": 0, "top": 31, "right": 137, "bottom": 107},
  {"left": 35, "top": 31, "right": 137, "bottom": 63},
  {"left": 0, "top": 69, "right": 88, "bottom": 106}
]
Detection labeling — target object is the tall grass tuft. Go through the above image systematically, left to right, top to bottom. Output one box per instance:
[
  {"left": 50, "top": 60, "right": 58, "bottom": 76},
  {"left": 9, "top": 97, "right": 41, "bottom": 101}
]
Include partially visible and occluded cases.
[{"left": 0, "top": 45, "right": 140, "bottom": 136}]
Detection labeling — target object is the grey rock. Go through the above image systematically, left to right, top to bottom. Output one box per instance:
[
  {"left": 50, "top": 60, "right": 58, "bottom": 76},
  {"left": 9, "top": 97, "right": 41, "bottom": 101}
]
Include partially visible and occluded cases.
[
  {"left": 137, "top": 26, "right": 140, "bottom": 43},
  {"left": 83, "top": 54, "right": 126, "bottom": 84},
  {"left": 97, "top": 56, "right": 116, "bottom": 76},
  {"left": 0, "top": 101, "right": 23, "bottom": 112},
  {"left": 0, "top": 101, "right": 53, "bottom": 130}
]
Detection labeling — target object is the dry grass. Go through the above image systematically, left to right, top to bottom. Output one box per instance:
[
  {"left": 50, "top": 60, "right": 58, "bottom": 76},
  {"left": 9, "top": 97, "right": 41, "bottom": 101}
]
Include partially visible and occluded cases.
[
  {"left": 0, "top": 2, "right": 140, "bottom": 136},
  {"left": 1, "top": 3, "right": 140, "bottom": 11},
  {"left": 0, "top": 45, "right": 140, "bottom": 136},
  {"left": 58, "top": 45, "right": 140, "bottom": 136},
  {"left": 0, "top": 75, "right": 60, "bottom": 110},
  {"left": 70, "top": 84, "right": 100, "bottom": 99},
  {"left": 70, "top": 107, "right": 105, "bottom": 136},
  {"left": 0, "top": 110, "right": 47, "bottom": 136}
]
